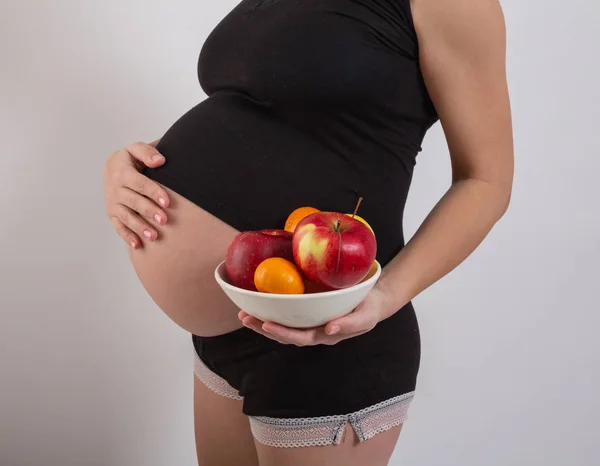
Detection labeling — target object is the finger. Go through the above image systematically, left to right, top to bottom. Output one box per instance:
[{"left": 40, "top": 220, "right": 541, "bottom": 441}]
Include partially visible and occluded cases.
[
  {"left": 126, "top": 141, "right": 166, "bottom": 168},
  {"left": 122, "top": 172, "right": 170, "bottom": 209},
  {"left": 118, "top": 187, "right": 167, "bottom": 225},
  {"left": 113, "top": 204, "right": 158, "bottom": 241},
  {"left": 110, "top": 216, "right": 141, "bottom": 249},
  {"left": 325, "top": 306, "right": 378, "bottom": 336},
  {"left": 238, "top": 310, "right": 251, "bottom": 321},
  {"left": 241, "top": 315, "right": 264, "bottom": 331},
  {"left": 241, "top": 316, "right": 287, "bottom": 344},
  {"left": 261, "top": 322, "right": 322, "bottom": 347},
  {"left": 321, "top": 330, "right": 369, "bottom": 346}
]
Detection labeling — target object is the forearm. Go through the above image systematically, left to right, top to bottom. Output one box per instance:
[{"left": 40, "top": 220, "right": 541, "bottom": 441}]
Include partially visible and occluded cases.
[{"left": 376, "top": 177, "right": 510, "bottom": 318}]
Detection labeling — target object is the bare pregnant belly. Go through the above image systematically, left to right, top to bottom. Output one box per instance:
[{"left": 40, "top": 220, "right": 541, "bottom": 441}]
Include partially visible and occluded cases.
[
  {"left": 130, "top": 91, "right": 410, "bottom": 336},
  {"left": 128, "top": 186, "right": 242, "bottom": 337}
]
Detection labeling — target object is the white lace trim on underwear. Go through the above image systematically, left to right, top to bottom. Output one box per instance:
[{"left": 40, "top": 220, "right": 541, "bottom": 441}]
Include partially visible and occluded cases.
[
  {"left": 193, "top": 351, "right": 414, "bottom": 448},
  {"left": 193, "top": 353, "right": 243, "bottom": 401},
  {"left": 249, "top": 391, "right": 415, "bottom": 448}
]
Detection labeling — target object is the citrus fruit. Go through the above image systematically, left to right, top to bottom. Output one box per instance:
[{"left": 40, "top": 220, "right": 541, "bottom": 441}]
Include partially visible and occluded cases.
[
  {"left": 284, "top": 206, "right": 320, "bottom": 233},
  {"left": 254, "top": 257, "right": 306, "bottom": 294}
]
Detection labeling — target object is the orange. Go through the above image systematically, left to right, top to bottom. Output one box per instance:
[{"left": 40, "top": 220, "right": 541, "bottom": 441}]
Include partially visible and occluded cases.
[
  {"left": 284, "top": 206, "right": 320, "bottom": 233},
  {"left": 254, "top": 257, "right": 306, "bottom": 294}
]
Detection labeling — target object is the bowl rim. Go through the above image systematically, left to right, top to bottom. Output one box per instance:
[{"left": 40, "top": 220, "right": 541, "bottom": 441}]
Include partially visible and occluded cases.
[{"left": 214, "top": 260, "right": 382, "bottom": 300}]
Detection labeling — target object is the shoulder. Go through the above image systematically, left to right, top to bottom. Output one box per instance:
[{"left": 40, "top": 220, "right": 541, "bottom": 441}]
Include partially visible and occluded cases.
[{"left": 410, "top": 0, "right": 512, "bottom": 186}]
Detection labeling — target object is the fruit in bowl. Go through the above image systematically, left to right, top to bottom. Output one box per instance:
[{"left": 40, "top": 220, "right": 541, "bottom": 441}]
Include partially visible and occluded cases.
[
  {"left": 218, "top": 201, "right": 380, "bottom": 327},
  {"left": 284, "top": 206, "right": 320, "bottom": 233},
  {"left": 293, "top": 212, "right": 377, "bottom": 290},
  {"left": 345, "top": 213, "right": 374, "bottom": 234},
  {"left": 225, "top": 229, "right": 294, "bottom": 291},
  {"left": 254, "top": 257, "right": 305, "bottom": 295},
  {"left": 215, "top": 260, "right": 382, "bottom": 328}
]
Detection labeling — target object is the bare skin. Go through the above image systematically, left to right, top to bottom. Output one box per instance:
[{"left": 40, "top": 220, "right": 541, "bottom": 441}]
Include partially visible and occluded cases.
[
  {"left": 103, "top": 0, "right": 513, "bottom": 464},
  {"left": 126, "top": 184, "right": 242, "bottom": 336},
  {"left": 193, "top": 376, "right": 258, "bottom": 466}
]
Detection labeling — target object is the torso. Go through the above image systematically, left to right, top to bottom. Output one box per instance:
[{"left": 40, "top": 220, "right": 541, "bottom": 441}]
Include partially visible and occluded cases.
[{"left": 137, "top": 0, "right": 438, "bottom": 335}]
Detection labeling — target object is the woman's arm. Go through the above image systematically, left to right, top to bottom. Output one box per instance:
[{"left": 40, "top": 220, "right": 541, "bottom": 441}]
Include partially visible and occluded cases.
[
  {"left": 241, "top": 0, "right": 514, "bottom": 344},
  {"left": 373, "top": 0, "right": 514, "bottom": 321}
]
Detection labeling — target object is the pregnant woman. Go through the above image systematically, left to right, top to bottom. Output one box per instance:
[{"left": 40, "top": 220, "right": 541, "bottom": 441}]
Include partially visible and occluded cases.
[{"left": 102, "top": 0, "right": 513, "bottom": 464}]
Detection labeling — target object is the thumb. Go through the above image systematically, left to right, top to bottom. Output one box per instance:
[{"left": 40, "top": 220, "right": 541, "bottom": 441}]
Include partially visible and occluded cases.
[
  {"left": 126, "top": 141, "right": 166, "bottom": 168},
  {"left": 325, "top": 302, "right": 377, "bottom": 336}
]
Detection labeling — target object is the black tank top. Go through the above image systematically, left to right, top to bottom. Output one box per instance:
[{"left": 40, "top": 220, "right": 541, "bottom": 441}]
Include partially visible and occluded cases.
[{"left": 148, "top": 0, "right": 439, "bottom": 265}]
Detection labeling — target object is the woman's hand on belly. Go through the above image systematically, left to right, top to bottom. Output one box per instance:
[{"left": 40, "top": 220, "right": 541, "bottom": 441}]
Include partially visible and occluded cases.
[
  {"left": 103, "top": 140, "right": 170, "bottom": 248},
  {"left": 238, "top": 286, "right": 389, "bottom": 346}
]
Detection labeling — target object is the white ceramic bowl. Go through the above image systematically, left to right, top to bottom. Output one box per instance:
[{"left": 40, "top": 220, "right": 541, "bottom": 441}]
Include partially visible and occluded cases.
[{"left": 214, "top": 260, "right": 382, "bottom": 328}]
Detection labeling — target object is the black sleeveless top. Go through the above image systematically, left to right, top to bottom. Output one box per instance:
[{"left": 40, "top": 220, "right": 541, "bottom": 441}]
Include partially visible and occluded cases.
[{"left": 147, "top": 0, "right": 439, "bottom": 265}]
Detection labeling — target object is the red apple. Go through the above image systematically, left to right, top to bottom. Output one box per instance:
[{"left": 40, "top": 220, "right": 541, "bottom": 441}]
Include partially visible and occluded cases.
[
  {"left": 292, "top": 212, "right": 377, "bottom": 289},
  {"left": 225, "top": 229, "right": 294, "bottom": 291},
  {"left": 304, "top": 280, "right": 333, "bottom": 294}
]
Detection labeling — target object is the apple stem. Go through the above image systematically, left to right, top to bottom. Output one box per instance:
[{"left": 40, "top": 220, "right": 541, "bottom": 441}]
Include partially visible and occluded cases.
[
  {"left": 352, "top": 197, "right": 364, "bottom": 218},
  {"left": 335, "top": 220, "right": 342, "bottom": 232}
]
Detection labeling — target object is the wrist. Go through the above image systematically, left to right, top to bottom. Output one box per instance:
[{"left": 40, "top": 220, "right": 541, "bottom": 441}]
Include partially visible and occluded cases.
[{"left": 373, "top": 268, "right": 414, "bottom": 320}]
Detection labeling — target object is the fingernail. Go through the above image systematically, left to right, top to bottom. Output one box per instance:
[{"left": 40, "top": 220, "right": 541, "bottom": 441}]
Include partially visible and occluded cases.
[
  {"left": 152, "top": 154, "right": 164, "bottom": 162},
  {"left": 158, "top": 197, "right": 167, "bottom": 207},
  {"left": 154, "top": 214, "right": 163, "bottom": 224},
  {"left": 144, "top": 230, "right": 153, "bottom": 239},
  {"left": 130, "top": 240, "right": 137, "bottom": 248},
  {"left": 328, "top": 325, "right": 341, "bottom": 335}
]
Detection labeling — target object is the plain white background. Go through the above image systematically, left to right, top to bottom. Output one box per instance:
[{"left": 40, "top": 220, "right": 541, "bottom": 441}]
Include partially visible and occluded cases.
[{"left": 1, "top": 0, "right": 598, "bottom": 465}]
